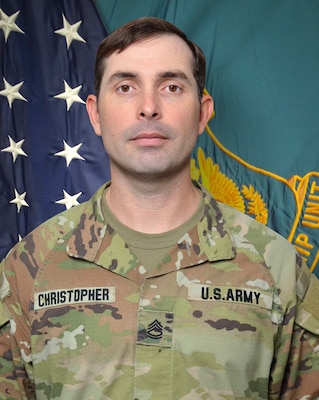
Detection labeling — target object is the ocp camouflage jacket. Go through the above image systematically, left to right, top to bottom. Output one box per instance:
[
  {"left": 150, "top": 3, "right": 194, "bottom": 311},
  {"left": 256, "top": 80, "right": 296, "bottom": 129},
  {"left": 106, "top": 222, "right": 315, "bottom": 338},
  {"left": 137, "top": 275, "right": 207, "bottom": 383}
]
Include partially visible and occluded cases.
[{"left": 1, "top": 182, "right": 319, "bottom": 399}]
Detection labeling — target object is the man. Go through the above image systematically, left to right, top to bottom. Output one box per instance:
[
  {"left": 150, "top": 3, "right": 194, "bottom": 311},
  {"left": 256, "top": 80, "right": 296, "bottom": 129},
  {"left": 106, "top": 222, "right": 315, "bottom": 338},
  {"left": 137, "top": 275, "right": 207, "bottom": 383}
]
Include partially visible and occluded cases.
[{"left": 1, "top": 17, "right": 319, "bottom": 399}]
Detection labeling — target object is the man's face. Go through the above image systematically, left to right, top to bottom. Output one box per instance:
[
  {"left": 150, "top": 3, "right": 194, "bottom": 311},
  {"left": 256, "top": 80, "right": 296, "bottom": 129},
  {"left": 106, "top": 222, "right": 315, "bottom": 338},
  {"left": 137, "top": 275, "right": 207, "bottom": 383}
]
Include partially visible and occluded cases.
[{"left": 87, "top": 34, "right": 213, "bottom": 181}]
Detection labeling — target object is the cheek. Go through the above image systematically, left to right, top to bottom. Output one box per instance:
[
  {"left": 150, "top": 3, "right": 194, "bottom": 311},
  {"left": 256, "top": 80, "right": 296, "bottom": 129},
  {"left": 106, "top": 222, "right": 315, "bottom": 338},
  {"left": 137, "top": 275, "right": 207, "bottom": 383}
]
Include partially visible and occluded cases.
[
  {"left": 177, "top": 100, "right": 201, "bottom": 123},
  {"left": 100, "top": 104, "right": 128, "bottom": 130},
  {"left": 179, "top": 108, "right": 202, "bottom": 136}
]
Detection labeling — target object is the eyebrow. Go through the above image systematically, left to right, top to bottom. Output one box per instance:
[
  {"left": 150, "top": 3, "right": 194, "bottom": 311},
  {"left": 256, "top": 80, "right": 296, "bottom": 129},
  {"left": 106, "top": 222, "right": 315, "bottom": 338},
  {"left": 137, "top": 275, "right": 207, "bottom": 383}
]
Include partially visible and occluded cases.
[
  {"left": 107, "top": 70, "right": 191, "bottom": 84},
  {"left": 158, "top": 71, "right": 190, "bottom": 82},
  {"left": 107, "top": 72, "right": 137, "bottom": 83}
]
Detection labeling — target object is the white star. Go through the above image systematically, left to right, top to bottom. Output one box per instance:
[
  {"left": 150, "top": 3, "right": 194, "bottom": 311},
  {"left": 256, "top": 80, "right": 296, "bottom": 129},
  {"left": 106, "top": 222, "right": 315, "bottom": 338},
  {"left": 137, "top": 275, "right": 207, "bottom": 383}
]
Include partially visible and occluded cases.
[
  {"left": 0, "top": 9, "right": 24, "bottom": 42},
  {"left": 54, "top": 14, "right": 86, "bottom": 49},
  {"left": 0, "top": 78, "right": 27, "bottom": 108},
  {"left": 54, "top": 80, "right": 85, "bottom": 111},
  {"left": 1, "top": 135, "right": 27, "bottom": 162},
  {"left": 54, "top": 140, "right": 85, "bottom": 167},
  {"left": 10, "top": 189, "right": 29, "bottom": 213},
  {"left": 55, "top": 190, "right": 82, "bottom": 210}
]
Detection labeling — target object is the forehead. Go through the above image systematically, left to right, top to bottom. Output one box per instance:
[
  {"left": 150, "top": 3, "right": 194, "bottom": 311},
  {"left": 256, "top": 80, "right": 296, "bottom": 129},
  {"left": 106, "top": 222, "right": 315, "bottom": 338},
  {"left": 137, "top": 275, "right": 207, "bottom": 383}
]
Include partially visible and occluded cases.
[{"left": 104, "top": 34, "right": 194, "bottom": 76}]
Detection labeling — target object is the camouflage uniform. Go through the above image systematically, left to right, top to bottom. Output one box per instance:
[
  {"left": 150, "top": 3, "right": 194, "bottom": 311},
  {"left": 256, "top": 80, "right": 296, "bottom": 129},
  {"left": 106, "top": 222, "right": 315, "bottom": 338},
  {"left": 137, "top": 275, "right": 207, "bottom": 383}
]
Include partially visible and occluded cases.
[{"left": 1, "top": 182, "right": 319, "bottom": 399}]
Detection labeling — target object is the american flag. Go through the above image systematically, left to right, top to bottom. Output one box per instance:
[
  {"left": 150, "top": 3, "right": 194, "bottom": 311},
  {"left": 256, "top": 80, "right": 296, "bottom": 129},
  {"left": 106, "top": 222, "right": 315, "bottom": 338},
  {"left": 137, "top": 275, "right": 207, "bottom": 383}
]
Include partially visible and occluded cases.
[{"left": 0, "top": 0, "right": 110, "bottom": 261}]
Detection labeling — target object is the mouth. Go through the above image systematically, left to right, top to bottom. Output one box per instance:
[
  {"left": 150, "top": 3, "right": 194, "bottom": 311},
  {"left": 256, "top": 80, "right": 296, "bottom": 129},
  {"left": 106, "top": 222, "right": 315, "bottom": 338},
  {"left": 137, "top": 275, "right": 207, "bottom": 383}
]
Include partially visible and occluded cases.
[{"left": 131, "top": 132, "right": 168, "bottom": 146}]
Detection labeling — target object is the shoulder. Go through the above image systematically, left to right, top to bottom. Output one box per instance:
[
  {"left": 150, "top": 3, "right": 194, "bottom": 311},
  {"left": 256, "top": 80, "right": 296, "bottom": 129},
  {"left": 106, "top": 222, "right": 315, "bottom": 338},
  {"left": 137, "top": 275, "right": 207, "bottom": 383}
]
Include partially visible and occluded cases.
[
  {"left": 43, "top": 182, "right": 107, "bottom": 236},
  {"left": 199, "top": 182, "right": 296, "bottom": 266},
  {"left": 1, "top": 183, "right": 107, "bottom": 271},
  {"left": 199, "top": 184, "right": 298, "bottom": 273},
  {"left": 200, "top": 184, "right": 301, "bottom": 284},
  {"left": 216, "top": 200, "right": 315, "bottom": 302},
  {"left": 217, "top": 200, "right": 295, "bottom": 258}
]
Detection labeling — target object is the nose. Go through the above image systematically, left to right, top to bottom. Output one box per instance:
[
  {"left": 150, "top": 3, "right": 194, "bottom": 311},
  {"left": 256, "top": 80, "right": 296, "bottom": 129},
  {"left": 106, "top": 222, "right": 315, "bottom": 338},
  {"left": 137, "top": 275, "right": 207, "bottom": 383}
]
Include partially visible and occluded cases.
[{"left": 137, "top": 90, "right": 161, "bottom": 121}]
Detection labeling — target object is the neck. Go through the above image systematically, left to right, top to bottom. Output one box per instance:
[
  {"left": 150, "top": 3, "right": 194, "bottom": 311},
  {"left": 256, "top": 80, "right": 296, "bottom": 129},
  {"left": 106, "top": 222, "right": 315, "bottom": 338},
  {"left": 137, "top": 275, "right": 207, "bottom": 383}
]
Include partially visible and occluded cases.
[{"left": 105, "top": 171, "right": 200, "bottom": 234}]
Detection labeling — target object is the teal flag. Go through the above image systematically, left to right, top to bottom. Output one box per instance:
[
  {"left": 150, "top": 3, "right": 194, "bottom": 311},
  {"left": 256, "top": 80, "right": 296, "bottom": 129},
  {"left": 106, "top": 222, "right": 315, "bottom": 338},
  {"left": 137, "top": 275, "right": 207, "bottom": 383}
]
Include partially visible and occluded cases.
[{"left": 96, "top": 0, "right": 319, "bottom": 276}]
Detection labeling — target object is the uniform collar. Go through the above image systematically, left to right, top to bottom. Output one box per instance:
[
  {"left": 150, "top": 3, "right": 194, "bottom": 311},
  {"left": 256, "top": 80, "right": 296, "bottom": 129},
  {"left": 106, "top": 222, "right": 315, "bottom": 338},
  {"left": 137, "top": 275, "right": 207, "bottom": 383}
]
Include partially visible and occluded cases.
[{"left": 66, "top": 182, "right": 235, "bottom": 283}]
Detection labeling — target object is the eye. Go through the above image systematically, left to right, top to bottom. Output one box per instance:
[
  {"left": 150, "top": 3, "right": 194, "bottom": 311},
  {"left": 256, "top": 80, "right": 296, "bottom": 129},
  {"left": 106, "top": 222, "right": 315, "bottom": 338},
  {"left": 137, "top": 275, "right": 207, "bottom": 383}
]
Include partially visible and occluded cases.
[
  {"left": 117, "top": 84, "right": 132, "bottom": 93},
  {"left": 167, "top": 85, "right": 181, "bottom": 93}
]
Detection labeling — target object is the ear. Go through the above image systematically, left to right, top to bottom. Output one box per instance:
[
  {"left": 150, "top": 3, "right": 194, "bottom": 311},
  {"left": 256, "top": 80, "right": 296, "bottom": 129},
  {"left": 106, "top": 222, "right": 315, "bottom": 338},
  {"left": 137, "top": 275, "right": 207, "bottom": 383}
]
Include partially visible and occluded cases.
[
  {"left": 198, "top": 93, "right": 214, "bottom": 135},
  {"left": 86, "top": 94, "right": 102, "bottom": 136}
]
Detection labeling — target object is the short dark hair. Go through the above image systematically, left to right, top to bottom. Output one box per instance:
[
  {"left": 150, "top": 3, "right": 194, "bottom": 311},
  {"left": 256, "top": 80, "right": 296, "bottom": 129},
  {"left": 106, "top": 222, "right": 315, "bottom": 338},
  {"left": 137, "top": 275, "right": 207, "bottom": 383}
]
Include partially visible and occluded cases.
[{"left": 94, "top": 17, "right": 206, "bottom": 100}]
